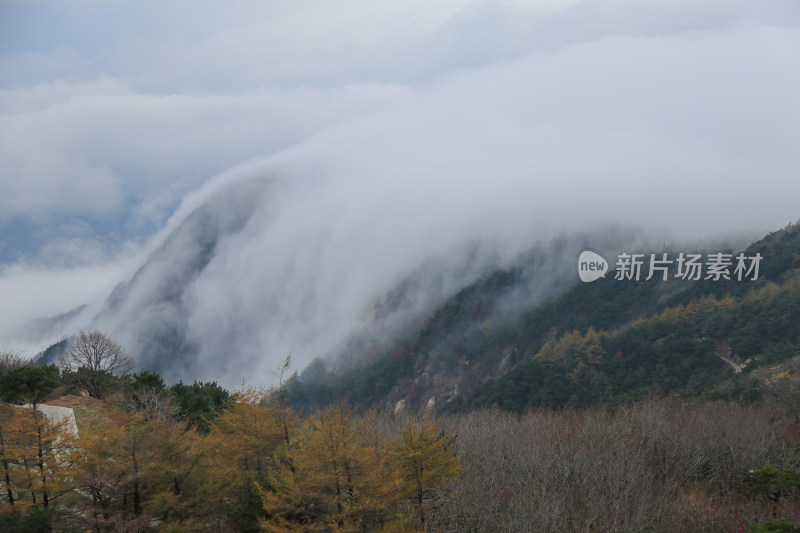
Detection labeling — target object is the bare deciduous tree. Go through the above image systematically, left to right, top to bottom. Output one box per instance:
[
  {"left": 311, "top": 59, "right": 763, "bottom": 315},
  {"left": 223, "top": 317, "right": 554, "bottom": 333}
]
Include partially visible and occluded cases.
[
  {"left": 59, "top": 329, "right": 135, "bottom": 398},
  {"left": 0, "top": 350, "right": 27, "bottom": 374},
  {"left": 128, "top": 387, "right": 179, "bottom": 422},
  {"left": 434, "top": 398, "right": 800, "bottom": 533}
]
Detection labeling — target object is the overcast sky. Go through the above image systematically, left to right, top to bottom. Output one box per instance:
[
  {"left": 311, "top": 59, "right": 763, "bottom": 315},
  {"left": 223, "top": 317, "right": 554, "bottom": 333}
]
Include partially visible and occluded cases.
[{"left": 1, "top": 0, "right": 799, "bottom": 378}]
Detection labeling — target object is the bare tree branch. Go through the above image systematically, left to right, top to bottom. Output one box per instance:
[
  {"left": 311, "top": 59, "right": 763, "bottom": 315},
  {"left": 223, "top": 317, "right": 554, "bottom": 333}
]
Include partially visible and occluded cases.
[
  {"left": 58, "top": 329, "right": 135, "bottom": 398},
  {"left": 0, "top": 350, "right": 27, "bottom": 374}
]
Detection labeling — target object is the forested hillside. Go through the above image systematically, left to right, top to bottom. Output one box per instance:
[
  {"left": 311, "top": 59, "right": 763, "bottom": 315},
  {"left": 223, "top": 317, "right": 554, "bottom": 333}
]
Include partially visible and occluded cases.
[
  {"left": 289, "top": 223, "right": 800, "bottom": 416},
  {"left": 1, "top": 358, "right": 799, "bottom": 532}
]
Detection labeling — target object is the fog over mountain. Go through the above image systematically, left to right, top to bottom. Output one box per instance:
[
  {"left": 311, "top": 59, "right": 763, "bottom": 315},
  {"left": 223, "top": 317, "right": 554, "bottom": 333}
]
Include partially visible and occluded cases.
[{"left": 1, "top": 0, "right": 798, "bottom": 385}]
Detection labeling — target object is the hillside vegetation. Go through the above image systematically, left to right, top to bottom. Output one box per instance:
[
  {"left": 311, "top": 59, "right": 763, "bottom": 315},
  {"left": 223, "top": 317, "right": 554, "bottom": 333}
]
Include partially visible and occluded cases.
[
  {"left": 289, "top": 223, "right": 800, "bottom": 416},
  {"left": 1, "top": 224, "right": 799, "bottom": 531},
  {"left": 1, "top": 382, "right": 798, "bottom": 532}
]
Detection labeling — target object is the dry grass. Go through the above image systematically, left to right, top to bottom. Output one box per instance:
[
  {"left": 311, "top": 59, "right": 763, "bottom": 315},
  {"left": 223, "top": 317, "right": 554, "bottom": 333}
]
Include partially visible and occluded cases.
[{"left": 45, "top": 394, "right": 121, "bottom": 432}]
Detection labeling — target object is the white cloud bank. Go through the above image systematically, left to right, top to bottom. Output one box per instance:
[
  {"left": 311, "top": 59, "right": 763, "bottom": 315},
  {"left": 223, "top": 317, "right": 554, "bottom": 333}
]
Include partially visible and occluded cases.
[{"left": 0, "top": 0, "right": 798, "bottom": 382}]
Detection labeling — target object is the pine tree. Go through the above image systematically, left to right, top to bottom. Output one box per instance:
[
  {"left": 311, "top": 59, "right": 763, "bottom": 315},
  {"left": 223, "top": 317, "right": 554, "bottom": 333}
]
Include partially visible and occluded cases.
[
  {"left": 0, "top": 365, "right": 59, "bottom": 407},
  {"left": 199, "top": 385, "right": 286, "bottom": 531},
  {"left": 0, "top": 402, "right": 80, "bottom": 527},
  {"left": 260, "top": 405, "right": 405, "bottom": 532},
  {"left": 143, "top": 413, "right": 202, "bottom": 530},
  {"left": 390, "top": 416, "right": 461, "bottom": 531}
]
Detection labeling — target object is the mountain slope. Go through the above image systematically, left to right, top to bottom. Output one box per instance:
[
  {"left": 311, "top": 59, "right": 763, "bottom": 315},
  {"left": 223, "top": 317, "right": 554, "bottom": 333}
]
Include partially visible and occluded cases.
[
  {"left": 92, "top": 177, "right": 271, "bottom": 380},
  {"left": 290, "top": 222, "right": 800, "bottom": 413}
]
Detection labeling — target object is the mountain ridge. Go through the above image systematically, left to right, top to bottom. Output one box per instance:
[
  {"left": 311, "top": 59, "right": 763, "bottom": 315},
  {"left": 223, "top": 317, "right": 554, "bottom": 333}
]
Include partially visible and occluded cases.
[{"left": 289, "top": 221, "right": 800, "bottom": 414}]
